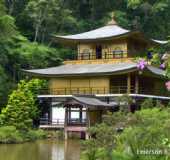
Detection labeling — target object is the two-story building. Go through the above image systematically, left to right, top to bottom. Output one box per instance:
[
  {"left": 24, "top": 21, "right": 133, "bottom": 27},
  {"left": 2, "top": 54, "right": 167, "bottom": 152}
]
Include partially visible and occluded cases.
[{"left": 25, "top": 19, "right": 169, "bottom": 139}]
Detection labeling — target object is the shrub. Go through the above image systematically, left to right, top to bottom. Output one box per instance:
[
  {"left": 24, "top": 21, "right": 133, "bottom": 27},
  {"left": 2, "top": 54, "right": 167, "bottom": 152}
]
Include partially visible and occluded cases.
[
  {"left": 0, "top": 79, "right": 47, "bottom": 130},
  {"left": 141, "top": 98, "right": 154, "bottom": 109},
  {"left": 81, "top": 108, "right": 170, "bottom": 160},
  {"left": 113, "top": 108, "right": 170, "bottom": 160},
  {"left": 0, "top": 126, "right": 23, "bottom": 143},
  {"left": 0, "top": 126, "right": 46, "bottom": 143},
  {"left": 22, "top": 129, "right": 47, "bottom": 141}
]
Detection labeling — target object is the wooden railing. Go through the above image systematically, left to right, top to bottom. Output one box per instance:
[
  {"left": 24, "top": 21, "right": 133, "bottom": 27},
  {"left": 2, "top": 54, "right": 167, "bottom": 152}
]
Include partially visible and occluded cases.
[
  {"left": 65, "top": 51, "right": 127, "bottom": 61},
  {"left": 39, "top": 86, "right": 167, "bottom": 96},
  {"left": 40, "top": 86, "right": 134, "bottom": 95},
  {"left": 39, "top": 118, "right": 64, "bottom": 125},
  {"left": 67, "top": 118, "right": 87, "bottom": 126}
]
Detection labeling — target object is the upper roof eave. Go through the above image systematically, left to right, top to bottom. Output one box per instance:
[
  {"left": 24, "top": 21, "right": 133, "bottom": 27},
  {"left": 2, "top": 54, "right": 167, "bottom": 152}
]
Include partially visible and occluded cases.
[
  {"left": 53, "top": 24, "right": 167, "bottom": 45},
  {"left": 53, "top": 31, "right": 167, "bottom": 46},
  {"left": 53, "top": 31, "right": 132, "bottom": 43},
  {"left": 22, "top": 63, "right": 166, "bottom": 78}
]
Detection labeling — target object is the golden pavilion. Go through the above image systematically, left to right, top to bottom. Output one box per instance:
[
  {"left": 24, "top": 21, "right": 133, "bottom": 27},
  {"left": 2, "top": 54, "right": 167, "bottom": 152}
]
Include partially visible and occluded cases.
[{"left": 25, "top": 19, "right": 169, "bottom": 139}]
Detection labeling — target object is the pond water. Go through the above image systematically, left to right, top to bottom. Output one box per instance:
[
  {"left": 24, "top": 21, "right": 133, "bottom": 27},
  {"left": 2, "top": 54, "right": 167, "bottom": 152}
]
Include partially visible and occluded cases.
[{"left": 0, "top": 139, "right": 81, "bottom": 160}]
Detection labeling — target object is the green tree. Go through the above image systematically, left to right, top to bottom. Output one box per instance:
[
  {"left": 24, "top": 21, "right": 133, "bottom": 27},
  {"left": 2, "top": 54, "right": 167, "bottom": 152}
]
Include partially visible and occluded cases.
[
  {"left": 24, "top": 0, "right": 77, "bottom": 43},
  {"left": 0, "top": 79, "right": 46, "bottom": 130},
  {"left": 82, "top": 108, "right": 170, "bottom": 160}
]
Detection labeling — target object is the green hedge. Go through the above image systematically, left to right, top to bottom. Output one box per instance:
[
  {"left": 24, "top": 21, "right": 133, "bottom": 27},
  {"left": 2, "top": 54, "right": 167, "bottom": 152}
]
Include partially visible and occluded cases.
[{"left": 0, "top": 126, "right": 46, "bottom": 144}]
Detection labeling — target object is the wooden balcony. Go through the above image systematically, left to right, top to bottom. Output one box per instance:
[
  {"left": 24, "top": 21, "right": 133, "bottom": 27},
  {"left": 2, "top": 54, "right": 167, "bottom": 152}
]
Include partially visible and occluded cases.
[
  {"left": 64, "top": 52, "right": 134, "bottom": 64},
  {"left": 66, "top": 52, "right": 127, "bottom": 60},
  {"left": 39, "top": 86, "right": 167, "bottom": 96},
  {"left": 40, "top": 86, "right": 132, "bottom": 95},
  {"left": 39, "top": 118, "right": 64, "bottom": 129}
]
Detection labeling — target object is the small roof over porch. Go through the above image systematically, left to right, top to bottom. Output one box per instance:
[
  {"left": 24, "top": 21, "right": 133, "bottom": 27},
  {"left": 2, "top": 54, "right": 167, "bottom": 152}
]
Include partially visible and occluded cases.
[{"left": 63, "top": 96, "right": 117, "bottom": 108}]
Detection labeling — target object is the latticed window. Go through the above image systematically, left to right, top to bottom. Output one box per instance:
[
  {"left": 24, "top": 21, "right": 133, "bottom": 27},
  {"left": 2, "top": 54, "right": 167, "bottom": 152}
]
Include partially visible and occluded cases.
[
  {"left": 112, "top": 47, "right": 124, "bottom": 58},
  {"left": 81, "top": 49, "right": 91, "bottom": 60}
]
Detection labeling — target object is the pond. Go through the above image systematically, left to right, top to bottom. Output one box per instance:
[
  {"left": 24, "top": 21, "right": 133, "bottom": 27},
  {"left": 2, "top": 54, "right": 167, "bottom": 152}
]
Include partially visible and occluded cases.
[{"left": 0, "top": 139, "right": 81, "bottom": 160}]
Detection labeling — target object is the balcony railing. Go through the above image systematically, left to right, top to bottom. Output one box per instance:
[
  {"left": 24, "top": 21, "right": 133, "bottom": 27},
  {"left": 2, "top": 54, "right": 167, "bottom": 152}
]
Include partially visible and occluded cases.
[
  {"left": 65, "top": 51, "right": 127, "bottom": 61},
  {"left": 39, "top": 86, "right": 168, "bottom": 96},
  {"left": 40, "top": 86, "right": 134, "bottom": 95},
  {"left": 39, "top": 118, "right": 64, "bottom": 125},
  {"left": 67, "top": 118, "right": 87, "bottom": 126}
]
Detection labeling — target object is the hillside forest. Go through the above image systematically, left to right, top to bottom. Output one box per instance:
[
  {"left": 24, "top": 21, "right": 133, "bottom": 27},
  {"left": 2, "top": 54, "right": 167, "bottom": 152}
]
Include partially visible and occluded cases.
[{"left": 0, "top": 0, "right": 170, "bottom": 108}]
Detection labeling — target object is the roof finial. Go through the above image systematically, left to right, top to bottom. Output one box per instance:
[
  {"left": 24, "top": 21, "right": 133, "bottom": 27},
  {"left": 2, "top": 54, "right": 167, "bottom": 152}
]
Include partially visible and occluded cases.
[{"left": 107, "top": 12, "right": 117, "bottom": 26}]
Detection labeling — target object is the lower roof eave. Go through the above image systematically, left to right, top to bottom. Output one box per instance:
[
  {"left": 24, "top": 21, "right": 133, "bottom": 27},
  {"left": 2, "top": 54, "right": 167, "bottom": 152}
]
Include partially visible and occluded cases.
[
  {"left": 24, "top": 68, "right": 138, "bottom": 78},
  {"left": 38, "top": 94, "right": 170, "bottom": 100},
  {"left": 95, "top": 94, "right": 170, "bottom": 100},
  {"left": 38, "top": 95, "right": 73, "bottom": 98}
]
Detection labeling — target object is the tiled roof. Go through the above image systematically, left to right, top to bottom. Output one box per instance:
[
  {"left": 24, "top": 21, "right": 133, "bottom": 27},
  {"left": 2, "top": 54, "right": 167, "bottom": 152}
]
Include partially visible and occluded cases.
[
  {"left": 54, "top": 24, "right": 167, "bottom": 44},
  {"left": 55, "top": 25, "right": 130, "bottom": 40},
  {"left": 24, "top": 62, "right": 165, "bottom": 77},
  {"left": 73, "top": 96, "right": 117, "bottom": 107}
]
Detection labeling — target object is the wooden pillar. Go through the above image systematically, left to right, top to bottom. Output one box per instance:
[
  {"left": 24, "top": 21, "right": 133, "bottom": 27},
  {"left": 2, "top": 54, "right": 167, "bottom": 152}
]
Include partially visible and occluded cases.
[
  {"left": 127, "top": 73, "right": 131, "bottom": 94},
  {"left": 135, "top": 75, "right": 139, "bottom": 94},
  {"left": 49, "top": 98, "right": 53, "bottom": 124},
  {"left": 79, "top": 107, "right": 82, "bottom": 123},
  {"left": 85, "top": 107, "right": 90, "bottom": 140},
  {"left": 64, "top": 108, "right": 68, "bottom": 140},
  {"left": 65, "top": 108, "right": 68, "bottom": 126},
  {"left": 68, "top": 108, "right": 71, "bottom": 124},
  {"left": 86, "top": 108, "right": 90, "bottom": 128}
]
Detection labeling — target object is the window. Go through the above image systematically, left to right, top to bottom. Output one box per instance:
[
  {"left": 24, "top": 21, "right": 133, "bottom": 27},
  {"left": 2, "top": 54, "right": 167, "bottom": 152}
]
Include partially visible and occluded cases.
[
  {"left": 96, "top": 45, "right": 102, "bottom": 59},
  {"left": 112, "top": 47, "right": 123, "bottom": 58},
  {"left": 81, "top": 49, "right": 91, "bottom": 60}
]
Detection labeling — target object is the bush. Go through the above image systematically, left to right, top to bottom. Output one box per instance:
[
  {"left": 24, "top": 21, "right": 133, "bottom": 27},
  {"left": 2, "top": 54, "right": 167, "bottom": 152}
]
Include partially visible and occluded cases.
[
  {"left": 0, "top": 79, "right": 47, "bottom": 130},
  {"left": 141, "top": 98, "right": 154, "bottom": 109},
  {"left": 81, "top": 108, "right": 170, "bottom": 160},
  {"left": 113, "top": 108, "right": 170, "bottom": 160},
  {"left": 0, "top": 126, "right": 23, "bottom": 143},
  {"left": 0, "top": 126, "right": 46, "bottom": 144},
  {"left": 25, "top": 129, "right": 47, "bottom": 141}
]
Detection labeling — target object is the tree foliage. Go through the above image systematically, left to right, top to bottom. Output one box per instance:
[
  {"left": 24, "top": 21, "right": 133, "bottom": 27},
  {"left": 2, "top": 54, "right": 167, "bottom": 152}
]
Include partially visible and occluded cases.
[
  {"left": 0, "top": 79, "right": 47, "bottom": 130},
  {"left": 82, "top": 107, "right": 170, "bottom": 160}
]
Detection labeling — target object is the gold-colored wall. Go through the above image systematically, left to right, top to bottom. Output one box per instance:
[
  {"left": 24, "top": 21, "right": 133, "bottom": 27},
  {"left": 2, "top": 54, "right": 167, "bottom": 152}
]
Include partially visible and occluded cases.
[
  {"left": 77, "top": 38, "right": 148, "bottom": 62},
  {"left": 77, "top": 39, "right": 128, "bottom": 60},
  {"left": 102, "top": 39, "right": 127, "bottom": 58},
  {"left": 78, "top": 44, "right": 95, "bottom": 59},
  {"left": 49, "top": 77, "right": 110, "bottom": 95}
]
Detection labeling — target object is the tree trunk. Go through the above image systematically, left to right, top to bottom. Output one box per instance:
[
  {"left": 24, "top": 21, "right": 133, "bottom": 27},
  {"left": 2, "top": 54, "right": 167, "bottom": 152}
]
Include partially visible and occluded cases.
[{"left": 34, "top": 24, "right": 39, "bottom": 42}]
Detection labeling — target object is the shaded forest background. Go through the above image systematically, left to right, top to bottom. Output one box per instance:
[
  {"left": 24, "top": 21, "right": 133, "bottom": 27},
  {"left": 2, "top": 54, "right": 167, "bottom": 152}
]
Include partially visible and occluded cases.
[{"left": 0, "top": 0, "right": 170, "bottom": 108}]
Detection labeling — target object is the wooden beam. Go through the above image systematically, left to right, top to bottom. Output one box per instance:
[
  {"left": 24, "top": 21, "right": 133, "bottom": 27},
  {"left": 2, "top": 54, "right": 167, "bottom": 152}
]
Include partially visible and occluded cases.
[
  {"left": 127, "top": 73, "right": 131, "bottom": 94},
  {"left": 135, "top": 75, "right": 139, "bottom": 94},
  {"left": 49, "top": 98, "right": 52, "bottom": 124},
  {"left": 79, "top": 107, "right": 82, "bottom": 123},
  {"left": 64, "top": 108, "right": 68, "bottom": 140},
  {"left": 65, "top": 108, "right": 68, "bottom": 126},
  {"left": 86, "top": 108, "right": 90, "bottom": 128},
  {"left": 86, "top": 108, "right": 90, "bottom": 140}
]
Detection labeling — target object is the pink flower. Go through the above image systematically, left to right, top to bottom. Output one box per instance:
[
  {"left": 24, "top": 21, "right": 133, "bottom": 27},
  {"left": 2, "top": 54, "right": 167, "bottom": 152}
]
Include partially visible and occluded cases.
[
  {"left": 137, "top": 59, "right": 147, "bottom": 71},
  {"left": 160, "top": 63, "right": 165, "bottom": 69},
  {"left": 165, "top": 81, "right": 170, "bottom": 91}
]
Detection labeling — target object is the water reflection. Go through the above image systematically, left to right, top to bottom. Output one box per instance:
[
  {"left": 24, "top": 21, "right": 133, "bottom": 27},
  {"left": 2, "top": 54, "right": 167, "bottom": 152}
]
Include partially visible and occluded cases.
[{"left": 0, "top": 139, "right": 80, "bottom": 160}]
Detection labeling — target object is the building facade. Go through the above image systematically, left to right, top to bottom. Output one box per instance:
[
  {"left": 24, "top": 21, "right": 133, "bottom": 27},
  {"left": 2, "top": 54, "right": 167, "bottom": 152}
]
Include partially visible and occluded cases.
[{"left": 25, "top": 20, "right": 169, "bottom": 139}]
